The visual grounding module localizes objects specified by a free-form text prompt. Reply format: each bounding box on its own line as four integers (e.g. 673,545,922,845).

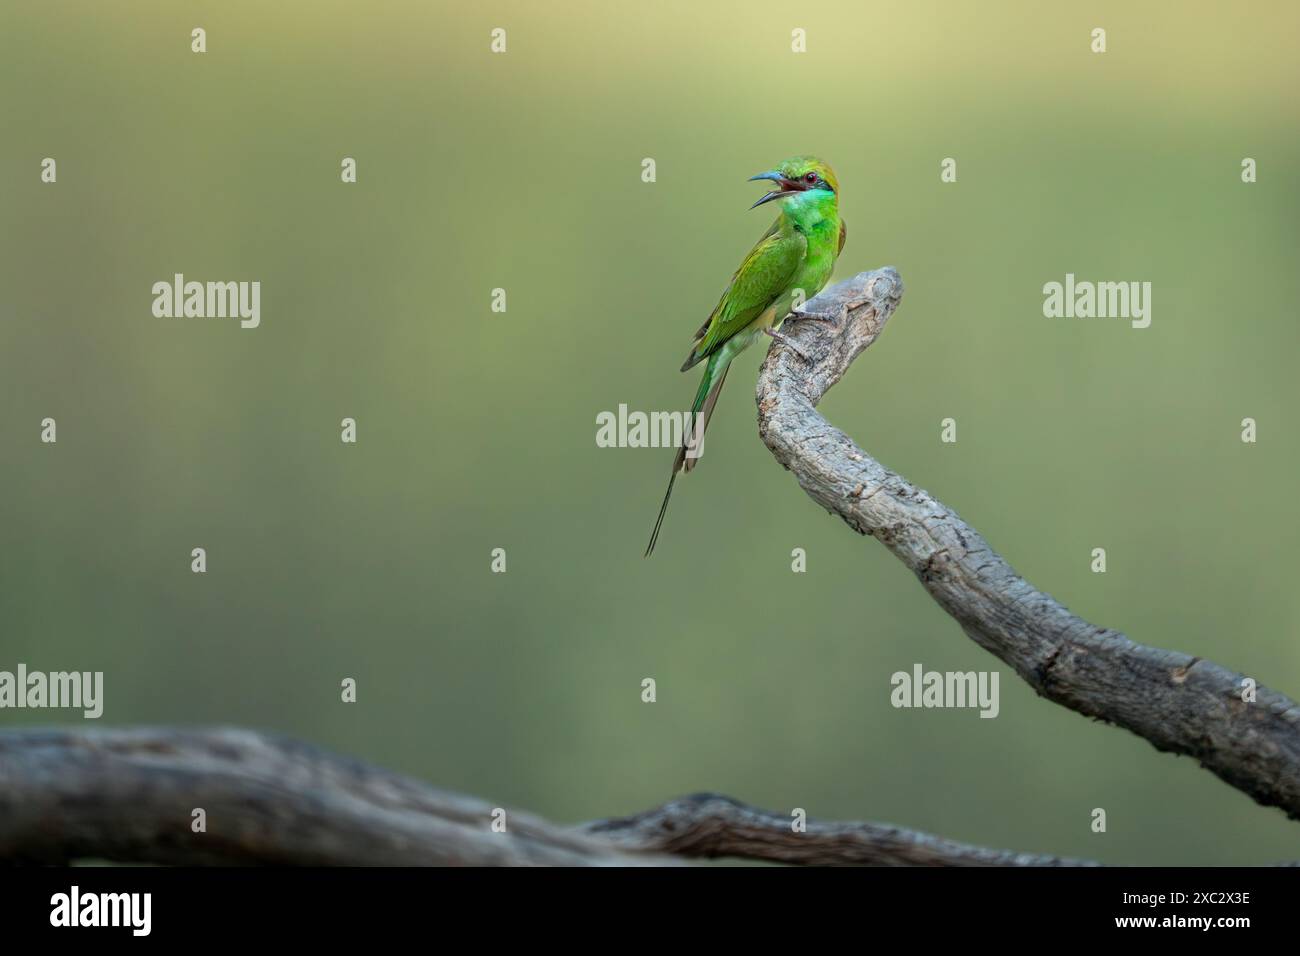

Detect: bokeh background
2,1,1298,865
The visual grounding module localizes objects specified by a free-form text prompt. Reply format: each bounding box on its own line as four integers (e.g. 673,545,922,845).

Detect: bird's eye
805,173,817,183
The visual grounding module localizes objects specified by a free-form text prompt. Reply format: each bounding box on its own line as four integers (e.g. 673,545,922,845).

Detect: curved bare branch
755,267,1300,820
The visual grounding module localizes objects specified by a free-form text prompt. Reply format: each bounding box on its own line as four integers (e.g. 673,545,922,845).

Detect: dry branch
0,727,647,866
581,792,1095,866
0,727,1093,866
756,267,1300,819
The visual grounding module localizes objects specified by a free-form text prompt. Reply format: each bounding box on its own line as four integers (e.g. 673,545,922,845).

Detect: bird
645,155,846,556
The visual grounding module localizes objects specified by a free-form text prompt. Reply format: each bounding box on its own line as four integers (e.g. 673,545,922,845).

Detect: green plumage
681,221,804,371
646,156,846,556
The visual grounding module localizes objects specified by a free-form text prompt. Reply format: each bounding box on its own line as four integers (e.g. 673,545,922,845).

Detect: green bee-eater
645,155,846,556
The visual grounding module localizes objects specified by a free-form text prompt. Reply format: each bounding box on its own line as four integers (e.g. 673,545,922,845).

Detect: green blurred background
2,1,1298,864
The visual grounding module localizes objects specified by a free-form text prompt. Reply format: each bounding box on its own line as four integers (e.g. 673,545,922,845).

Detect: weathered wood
756,267,1300,820
582,792,1096,866
0,727,1096,866
0,727,653,866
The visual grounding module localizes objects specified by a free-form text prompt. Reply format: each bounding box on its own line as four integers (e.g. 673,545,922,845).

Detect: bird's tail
644,355,730,556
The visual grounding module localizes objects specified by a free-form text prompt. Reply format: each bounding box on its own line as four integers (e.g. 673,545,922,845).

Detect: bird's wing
838,218,848,256
681,225,806,370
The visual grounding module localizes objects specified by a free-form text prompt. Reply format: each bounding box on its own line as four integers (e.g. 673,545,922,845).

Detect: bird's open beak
748,170,800,209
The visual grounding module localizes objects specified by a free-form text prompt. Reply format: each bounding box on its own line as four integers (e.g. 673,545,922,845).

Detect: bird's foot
764,327,812,362
790,303,843,326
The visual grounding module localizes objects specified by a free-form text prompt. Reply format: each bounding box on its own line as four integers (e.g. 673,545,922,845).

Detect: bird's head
748,156,839,209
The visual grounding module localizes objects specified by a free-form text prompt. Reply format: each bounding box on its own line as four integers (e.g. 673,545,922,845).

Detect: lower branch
581,792,1095,866
0,727,648,866
0,727,1094,866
